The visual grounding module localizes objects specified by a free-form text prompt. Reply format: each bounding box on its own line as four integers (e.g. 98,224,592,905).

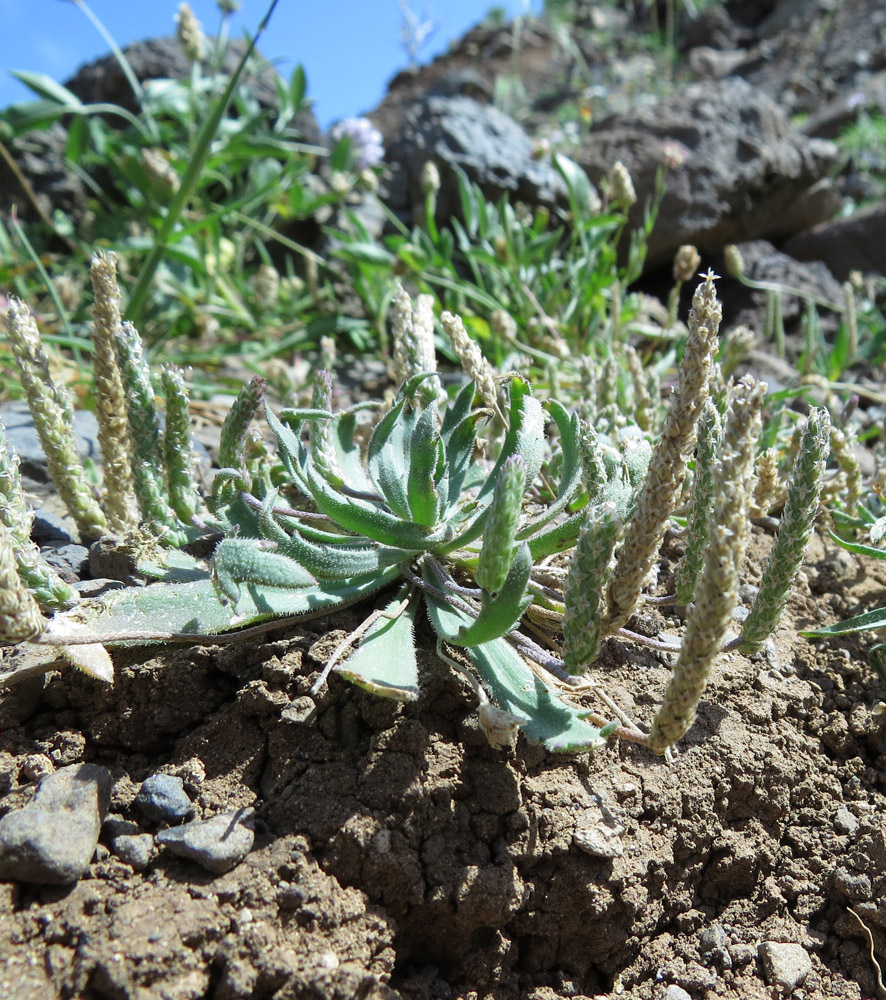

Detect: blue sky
0,0,542,130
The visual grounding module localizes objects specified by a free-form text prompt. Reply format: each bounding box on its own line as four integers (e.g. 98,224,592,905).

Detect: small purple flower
330,117,384,170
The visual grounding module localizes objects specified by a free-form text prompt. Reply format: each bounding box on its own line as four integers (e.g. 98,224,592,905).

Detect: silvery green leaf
335,591,419,700
367,396,415,518
425,595,607,752
302,456,438,550
442,410,483,511
526,510,584,560
53,568,401,643
476,455,526,593
331,410,374,492
439,379,476,445
517,400,582,541
212,538,317,604
431,542,532,647
478,377,545,504
407,403,443,527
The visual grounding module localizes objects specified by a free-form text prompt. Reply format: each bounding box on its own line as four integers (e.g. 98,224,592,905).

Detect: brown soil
2,527,886,1000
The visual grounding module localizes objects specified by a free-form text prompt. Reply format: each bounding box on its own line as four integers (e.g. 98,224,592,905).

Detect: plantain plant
0,261,834,754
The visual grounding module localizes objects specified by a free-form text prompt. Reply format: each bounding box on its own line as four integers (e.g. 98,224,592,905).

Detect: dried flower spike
605,271,722,634
175,3,205,62
89,250,139,532
673,245,701,284
740,408,830,653
649,375,765,753
440,310,501,418
4,299,108,541
391,285,441,403
609,161,637,209
0,523,46,642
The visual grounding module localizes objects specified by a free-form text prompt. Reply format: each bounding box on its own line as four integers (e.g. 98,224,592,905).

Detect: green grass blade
124,0,281,323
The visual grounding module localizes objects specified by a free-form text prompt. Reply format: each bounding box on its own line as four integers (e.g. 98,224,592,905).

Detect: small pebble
75,579,126,599
661,987,692,1000
833,805,859,836
31,509,76,544
0,763,111,884
157,808,254,873
111,833,155,871
135,774,193,823
833,867,871,901
103,815,141,839
0,402,100,481
759,941,813,991
699,923,727,954
42,544,90,578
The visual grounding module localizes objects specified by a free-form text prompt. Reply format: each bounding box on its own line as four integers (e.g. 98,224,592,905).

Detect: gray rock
63,36,320,144
731,239,845,318
111,833,155,871
576,77,838,269
102,814,141,839
383,95,568,228
759,941,813,991
783,203,886,280
42,544,90,579
0,124,89,226
833,867,872,901
135,774,193,824
833,806,860,836
30,509,77,544
661,987,692,1000
74,578,127,599
699,922,728,954
0,402,101,483
157,808,254,874
0,763,111,884
573,812,625,859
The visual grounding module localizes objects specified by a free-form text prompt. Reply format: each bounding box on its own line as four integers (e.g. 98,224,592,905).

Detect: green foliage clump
0,268,835,755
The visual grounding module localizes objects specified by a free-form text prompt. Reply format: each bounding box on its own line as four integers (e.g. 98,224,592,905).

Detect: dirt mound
2,530,886,999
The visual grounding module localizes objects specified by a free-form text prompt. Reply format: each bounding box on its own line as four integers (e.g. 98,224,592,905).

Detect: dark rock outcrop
576,78,839,269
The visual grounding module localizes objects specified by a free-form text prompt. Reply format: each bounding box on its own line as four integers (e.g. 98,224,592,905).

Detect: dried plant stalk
0,523,46,642
674,399,722,605
89,251,139,531
740,408,830,653
648,375,765,753
4,299,107,541
562,501,622,674
391,285,441,403
605,271,722,634
749,448,780,518
440,310,500,418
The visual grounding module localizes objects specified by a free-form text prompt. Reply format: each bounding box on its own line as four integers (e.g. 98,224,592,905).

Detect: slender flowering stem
4,299,107,541
605,271,722,633
739,408,830,653
648,375,765,754
89,250,139,531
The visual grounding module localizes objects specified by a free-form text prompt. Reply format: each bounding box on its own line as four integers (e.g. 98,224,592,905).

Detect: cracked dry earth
2,527,886,1000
